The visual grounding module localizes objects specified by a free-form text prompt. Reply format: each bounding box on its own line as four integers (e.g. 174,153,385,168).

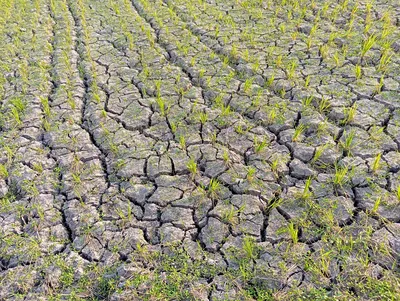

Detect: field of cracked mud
0,0,399,300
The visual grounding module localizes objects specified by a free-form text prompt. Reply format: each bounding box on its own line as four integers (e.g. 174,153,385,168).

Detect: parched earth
0,0,400,300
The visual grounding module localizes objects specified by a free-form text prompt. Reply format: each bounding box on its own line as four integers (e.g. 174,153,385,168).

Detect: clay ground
0,0,399,300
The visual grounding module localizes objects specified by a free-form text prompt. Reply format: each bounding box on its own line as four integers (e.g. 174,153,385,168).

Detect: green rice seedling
361,34,377,58
342,103,357,125
375,76,384,94
270,157,280,177
279,23,286,33
199,112,207,124
355,64,362,79
169,121,177,134
198,68,206,79
32,162,43,174
310,23,318,36
93,93,101,104
378,51,393,72
210,130,217,145
0,164,8,178
333,164,349,187
301,177,313,200
286,61,297,80
333,51,341,67
225,71,236,84
371,153,382,173
396,186,400,202
318,97,331,113
312,144,328,164
67,90,76,110
251,89,263,107
246,166,257,182
10,107,22,125
156,97,166,116
208,178,221,199
187,158,197,179
213,93,224,108
302,96,314,109
371,196,381,214
220,105,231,117
275,55,283,68
254,136,268,153
222,150,230,166
222,205,237,225
319,44,329,59
306,37,313,50
304,75,311,88
317,120,328,137
252,60,260,73
10,97,26,112
268,108,277,124
222,56,229,68
292,123,307,142
235,124,244,134
155,80,162,98
243,78,253,94
179,135,186,150
42,119,51,131
40,97,51,117
266,74,275,87
243,236,258,260
340,129,356,155
287,222,298,244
